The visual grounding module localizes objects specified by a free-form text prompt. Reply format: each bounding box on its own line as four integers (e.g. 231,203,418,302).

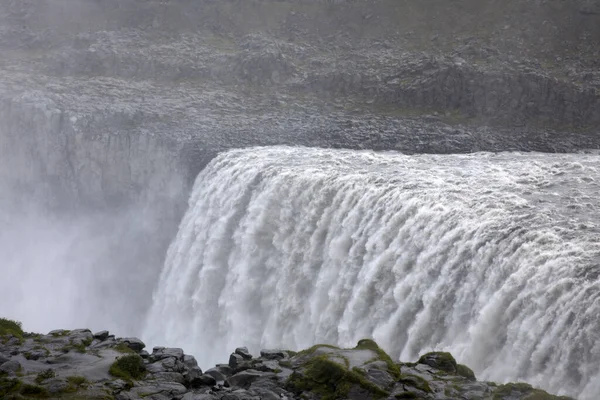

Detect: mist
0,1,599,399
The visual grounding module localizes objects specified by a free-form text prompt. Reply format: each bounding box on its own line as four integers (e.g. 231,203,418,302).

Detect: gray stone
105,379,130,391
235,347,252,360
229,353,244,369
215,364,233,376
183,354,199,369
93,330,109,341
190,373,217,388
151,372,186,384
363,367,395,390
43,378,69,394
119,337,146,352
259,349,286,360
0,360,21,374
152,347,184,361
204,367,227,382
183,366,203,384
226,369,272,389
182,393,218,400
48,329,68,336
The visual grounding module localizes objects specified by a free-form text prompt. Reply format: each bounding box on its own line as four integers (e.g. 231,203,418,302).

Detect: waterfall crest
144,146,600,399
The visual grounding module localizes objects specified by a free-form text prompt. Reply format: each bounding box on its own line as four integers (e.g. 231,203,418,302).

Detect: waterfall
144,146,600,399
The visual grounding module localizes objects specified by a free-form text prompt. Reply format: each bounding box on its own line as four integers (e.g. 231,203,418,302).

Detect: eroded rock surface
0,327,574,400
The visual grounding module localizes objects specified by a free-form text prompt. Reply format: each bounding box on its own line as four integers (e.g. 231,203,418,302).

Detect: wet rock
93,330,109,341
0,359,21,374
204,367,227,382
226,369,272,389
152,347,184,361
43,378,69,394
235,346,252,360
183,354,199,369
182,393,218,400
229,353,244,369
189,373,217,388
259,349,286,360
151,371,186,384
417,351,457,374
119,337,146,352
183,366,203,385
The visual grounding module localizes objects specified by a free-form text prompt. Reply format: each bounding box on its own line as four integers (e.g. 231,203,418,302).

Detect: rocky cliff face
0,320,574,400
2,1,599,203
0,0,598,371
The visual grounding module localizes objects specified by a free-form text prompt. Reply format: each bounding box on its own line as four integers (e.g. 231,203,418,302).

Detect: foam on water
144,146,600,399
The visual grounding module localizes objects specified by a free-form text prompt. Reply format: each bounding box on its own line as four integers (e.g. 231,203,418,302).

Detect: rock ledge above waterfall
0,319,573,400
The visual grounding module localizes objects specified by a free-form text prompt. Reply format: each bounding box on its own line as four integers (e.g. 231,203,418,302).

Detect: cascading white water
144,146,600,399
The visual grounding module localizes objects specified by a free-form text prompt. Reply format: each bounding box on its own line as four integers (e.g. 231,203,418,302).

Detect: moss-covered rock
286,354,389,400
493,382,574,400
109,354,146,382
456,363,476,381
0,318,24,340
417,351,457,374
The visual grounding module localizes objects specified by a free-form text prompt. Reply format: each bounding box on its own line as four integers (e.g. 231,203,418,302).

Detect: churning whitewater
144,146,600,399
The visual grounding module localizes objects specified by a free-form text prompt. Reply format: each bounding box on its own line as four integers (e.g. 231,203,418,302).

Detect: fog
0,187,175,336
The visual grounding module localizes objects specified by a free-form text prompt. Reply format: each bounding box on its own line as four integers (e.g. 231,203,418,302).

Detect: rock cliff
0,319,574,400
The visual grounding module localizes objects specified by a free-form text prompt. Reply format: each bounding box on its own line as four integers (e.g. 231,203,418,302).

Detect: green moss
109,354,146,382
286,350,298,357
21,383,49,398
35,369,56,384
114,343,136,354
398,374,432,393
295,344,340,358
417,352,457,374
0,378,22,397
279,360,293,368
493,383,574,400
355,339,401,379
64,375,89,393
0,318,24,339
456,363,476,381
287,354,389,400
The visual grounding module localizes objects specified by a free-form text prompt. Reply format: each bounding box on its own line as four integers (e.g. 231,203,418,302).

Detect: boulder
226,369,272,389
93,330,109,341
183,354,199,369
152,347,184,361
151,371,186,384
119,337,146,352
417,352,457,374
183,366,203,385
229,353,244,369
259,349,286,360
235,346,252,360
43,378,69,394
0,359,21,374
190,374,217,387
204,367,227,382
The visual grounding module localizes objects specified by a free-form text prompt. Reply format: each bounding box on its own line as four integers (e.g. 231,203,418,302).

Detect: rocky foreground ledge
1,319,572,400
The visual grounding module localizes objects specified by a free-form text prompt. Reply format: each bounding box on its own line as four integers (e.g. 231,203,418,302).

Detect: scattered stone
0,359,21,374
259,349,286,360
418,351,457,374
226,369,270,389
93,330,109,341
235,346,252,360
183,354,199,369
204,367,227,382
118,337,146,352
229,353,244,369
152,347,184,361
